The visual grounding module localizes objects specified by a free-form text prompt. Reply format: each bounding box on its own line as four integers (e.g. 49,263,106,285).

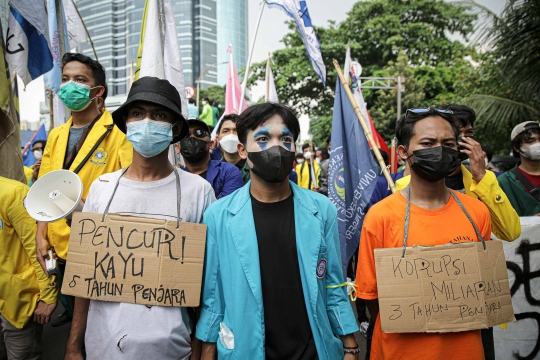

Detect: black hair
217,114,239,134
317,147,329,160
327,134,331,146
302,143,310,152
203,97,210,102
511,127,540,158
62,53,107,101
32,140,46,150
371,149,389,166
188,98,195,104
481,145,494,162
295,153,304,160
438,104,476,129
236,103,300,145
395,108,460,148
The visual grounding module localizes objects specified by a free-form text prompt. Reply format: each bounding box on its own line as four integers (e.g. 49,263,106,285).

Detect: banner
328,76,379,276
494,217,540,359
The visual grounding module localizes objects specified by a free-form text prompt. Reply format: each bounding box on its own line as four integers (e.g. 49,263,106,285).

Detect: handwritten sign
61,212,206,307
375,240,515,333
494,218,540,359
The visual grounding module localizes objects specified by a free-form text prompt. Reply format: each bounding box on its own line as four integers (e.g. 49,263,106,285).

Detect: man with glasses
498,121,540,216
389,105,520,360
180,118,244,198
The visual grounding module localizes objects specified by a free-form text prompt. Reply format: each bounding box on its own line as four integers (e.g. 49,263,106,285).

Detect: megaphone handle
100,167,182,228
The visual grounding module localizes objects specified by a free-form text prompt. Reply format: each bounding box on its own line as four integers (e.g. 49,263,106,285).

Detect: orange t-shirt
357,190,492,360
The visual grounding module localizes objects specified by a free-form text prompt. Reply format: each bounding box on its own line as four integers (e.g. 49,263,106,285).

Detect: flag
267,0,326,86
225,45,246,115
5,1,53,87
44,0,69,94
211,45,246,139
63,0,87,51
0,18,24,182
344,43,373,135
328,76,380,277
136,0,187,118
22,124,47,166
265,56,279,103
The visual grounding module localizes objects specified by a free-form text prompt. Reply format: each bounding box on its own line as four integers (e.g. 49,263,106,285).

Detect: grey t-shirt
67,125,89,154
82,169,216,360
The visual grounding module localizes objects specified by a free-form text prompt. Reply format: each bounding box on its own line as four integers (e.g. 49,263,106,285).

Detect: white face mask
219,134,240,154
297,159,304,164
304,151,312,160
484,158,489,167
202,101,207,105
315,158,321,164
33,150,43,160
521,142,540,160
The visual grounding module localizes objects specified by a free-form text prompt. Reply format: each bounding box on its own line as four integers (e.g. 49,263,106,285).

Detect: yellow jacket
0,177,58,328
395,164,521,241
38,110,132,259
23,166,33,185
295,161,321,190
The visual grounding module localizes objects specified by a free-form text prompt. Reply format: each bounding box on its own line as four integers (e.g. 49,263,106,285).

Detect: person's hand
36,231,51,277
32,160,41,182
313,186,320,192
534,213,540,216
459,137,486,183
33,301,57,324
344,352,360,360
64,348,84,360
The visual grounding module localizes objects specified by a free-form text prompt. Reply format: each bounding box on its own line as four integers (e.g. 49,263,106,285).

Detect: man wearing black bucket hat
65,77,216,360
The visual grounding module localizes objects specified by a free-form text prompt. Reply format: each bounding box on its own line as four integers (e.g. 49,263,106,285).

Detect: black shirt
198,170,208,180
445,171,465,192
251,194,318,360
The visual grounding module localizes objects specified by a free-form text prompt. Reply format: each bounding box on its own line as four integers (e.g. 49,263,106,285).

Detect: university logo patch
90,147,108,166
316,258,327,279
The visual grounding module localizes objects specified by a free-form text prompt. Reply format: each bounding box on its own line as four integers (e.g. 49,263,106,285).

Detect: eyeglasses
188,129,209,138
406,107,454,116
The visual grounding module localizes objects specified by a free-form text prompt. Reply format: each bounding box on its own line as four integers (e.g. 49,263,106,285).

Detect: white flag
139,0,187,118
344,43,373,135
265,58,279,103
63,0,86,51
267,0,326,86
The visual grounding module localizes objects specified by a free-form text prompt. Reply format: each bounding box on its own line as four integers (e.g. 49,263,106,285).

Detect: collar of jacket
55,109,113,171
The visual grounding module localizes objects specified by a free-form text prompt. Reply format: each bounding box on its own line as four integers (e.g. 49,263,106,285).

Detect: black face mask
180,137,209,163
247,145,295,183
408,146,461,182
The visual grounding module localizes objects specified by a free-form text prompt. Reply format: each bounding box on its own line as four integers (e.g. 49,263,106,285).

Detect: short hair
295,153,304,160
32,140,46,150
317,147,329,160
511,128,540,158
62,53,107,101
438,104,476,129
188,98,195,104
236,103,300,145
203,97,210,102
217,114,239,134
481,145,494,162
395,108,459,148
302,143,310,152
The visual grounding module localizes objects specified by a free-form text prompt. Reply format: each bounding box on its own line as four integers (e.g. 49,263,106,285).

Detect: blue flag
44,0,69,93
22,124,47,167
328,77,380,277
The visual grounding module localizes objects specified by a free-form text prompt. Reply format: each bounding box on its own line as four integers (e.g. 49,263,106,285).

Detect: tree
248,0,477,121
199,85,225,112
460,0,540,153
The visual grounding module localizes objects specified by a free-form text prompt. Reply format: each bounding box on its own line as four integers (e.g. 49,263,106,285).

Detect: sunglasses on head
189,129,209,138
405,107,453,117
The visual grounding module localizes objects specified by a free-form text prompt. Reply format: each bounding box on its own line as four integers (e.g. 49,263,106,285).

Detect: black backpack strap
510,167,540,203
73,125,114,174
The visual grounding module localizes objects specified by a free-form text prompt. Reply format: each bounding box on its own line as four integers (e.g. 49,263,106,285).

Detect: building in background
216,0,247,86
74,0,247,96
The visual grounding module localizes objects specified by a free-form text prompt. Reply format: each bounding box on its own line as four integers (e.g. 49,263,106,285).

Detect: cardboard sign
61,212,207,307
375,240,515,333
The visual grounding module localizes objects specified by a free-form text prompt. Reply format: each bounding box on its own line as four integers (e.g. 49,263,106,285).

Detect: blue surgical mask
126,119,175,158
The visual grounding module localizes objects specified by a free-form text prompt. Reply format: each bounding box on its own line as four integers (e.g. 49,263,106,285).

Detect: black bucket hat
112,76,189,142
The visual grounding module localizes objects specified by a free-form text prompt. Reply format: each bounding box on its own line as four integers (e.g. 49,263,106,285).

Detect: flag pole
265,52,270,102
69,0,99,61
238,0,265,111
308,138,318,187
333,59,396,193
390,138,396,174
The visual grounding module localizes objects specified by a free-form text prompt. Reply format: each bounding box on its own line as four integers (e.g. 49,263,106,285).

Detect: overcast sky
20,0,505,124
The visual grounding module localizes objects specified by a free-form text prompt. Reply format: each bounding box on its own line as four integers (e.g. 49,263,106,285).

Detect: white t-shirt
82,168,215,360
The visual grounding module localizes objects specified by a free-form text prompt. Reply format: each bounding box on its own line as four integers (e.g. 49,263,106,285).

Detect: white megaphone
25,170,84,222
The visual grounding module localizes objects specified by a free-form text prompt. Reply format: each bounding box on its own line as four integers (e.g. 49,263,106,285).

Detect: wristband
343,347,361,354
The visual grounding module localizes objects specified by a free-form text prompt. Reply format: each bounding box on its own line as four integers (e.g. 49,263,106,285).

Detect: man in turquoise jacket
196,103,359,360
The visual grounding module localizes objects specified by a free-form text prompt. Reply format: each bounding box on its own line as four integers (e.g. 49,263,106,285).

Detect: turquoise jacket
195,182,358,359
